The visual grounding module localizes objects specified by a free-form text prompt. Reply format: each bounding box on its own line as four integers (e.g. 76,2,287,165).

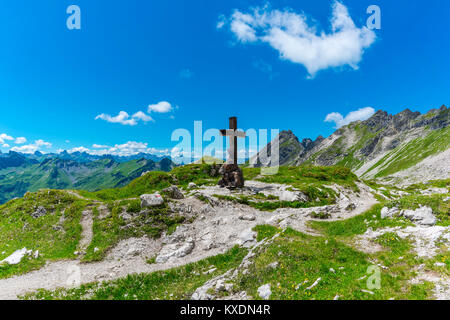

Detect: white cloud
148,101,173,113
95,109,160,125
14,137,27,144
11,144,39,154
220,1,376,77
217,15,226,29
92,144,110,149
35,139,52,148
10,139,52,154
132,111,154,122
95,111,138,126
69,141,170,157
0,133,13,144
2,144,10,148
325,107,375,128
69,146,90,153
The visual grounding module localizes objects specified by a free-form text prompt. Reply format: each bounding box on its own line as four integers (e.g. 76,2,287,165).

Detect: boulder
162,185,184,199
257,284,272,300
140,193,164,208
400,206,436,226
32,206,47,219
0,248,32,265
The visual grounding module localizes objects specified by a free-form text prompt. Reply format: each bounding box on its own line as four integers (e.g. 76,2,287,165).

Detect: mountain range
0,152,175,204
251,105,449,182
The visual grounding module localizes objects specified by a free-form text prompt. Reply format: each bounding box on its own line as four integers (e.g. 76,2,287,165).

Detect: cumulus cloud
14,137,27,144
95,111,138,126
35,139,52,148
68,141,170,157
10,144,39,154
10,139,52,154
92,144,110,149
96,102,174,126
219,1,376,77
0,133,13,144
68,146,90,153
132,111,154,122
325,107,375,128
2,144,10,148
148,101,173,114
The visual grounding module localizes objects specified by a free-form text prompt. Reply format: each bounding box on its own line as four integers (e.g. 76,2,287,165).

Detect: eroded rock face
218,164,244,189
140,193,164,208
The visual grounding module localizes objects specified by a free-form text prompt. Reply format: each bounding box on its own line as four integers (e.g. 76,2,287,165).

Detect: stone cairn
218,163,244,189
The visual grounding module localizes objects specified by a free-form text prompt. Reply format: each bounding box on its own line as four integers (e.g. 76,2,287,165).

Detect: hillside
250,105,449,182
0,162,448,300
0,154,175,204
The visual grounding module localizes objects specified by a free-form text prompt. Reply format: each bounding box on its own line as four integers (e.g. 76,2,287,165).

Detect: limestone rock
257,284,272,300
162,185,184,199
0,248,32,265
156,238,195,263
140,193,164,208
400,206,436,226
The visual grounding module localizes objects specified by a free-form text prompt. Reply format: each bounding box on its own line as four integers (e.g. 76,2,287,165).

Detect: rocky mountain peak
362,110,392,132
252,105,449,176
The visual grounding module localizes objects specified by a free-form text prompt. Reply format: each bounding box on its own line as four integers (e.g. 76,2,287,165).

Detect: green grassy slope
0,158,174,204
362,126,450,178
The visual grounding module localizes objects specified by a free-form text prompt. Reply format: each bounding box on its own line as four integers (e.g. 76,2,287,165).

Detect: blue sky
0,0,449,159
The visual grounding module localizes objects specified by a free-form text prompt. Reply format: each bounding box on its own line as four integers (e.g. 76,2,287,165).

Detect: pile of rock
218,164,244,189
31,206,47,219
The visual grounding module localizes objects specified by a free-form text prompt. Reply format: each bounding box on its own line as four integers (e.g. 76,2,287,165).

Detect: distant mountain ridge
0,153,175,204
251,105,449,182
0,150,171,164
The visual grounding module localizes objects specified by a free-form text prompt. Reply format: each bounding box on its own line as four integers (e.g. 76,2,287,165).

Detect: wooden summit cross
220,117,246,165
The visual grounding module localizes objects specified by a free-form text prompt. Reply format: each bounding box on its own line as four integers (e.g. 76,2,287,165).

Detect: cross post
220,117,246,165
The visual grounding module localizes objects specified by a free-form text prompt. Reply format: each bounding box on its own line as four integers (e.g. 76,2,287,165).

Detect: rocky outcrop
140,193,164,208
162,185,184,199
250,105,449,180
249,130,324,167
